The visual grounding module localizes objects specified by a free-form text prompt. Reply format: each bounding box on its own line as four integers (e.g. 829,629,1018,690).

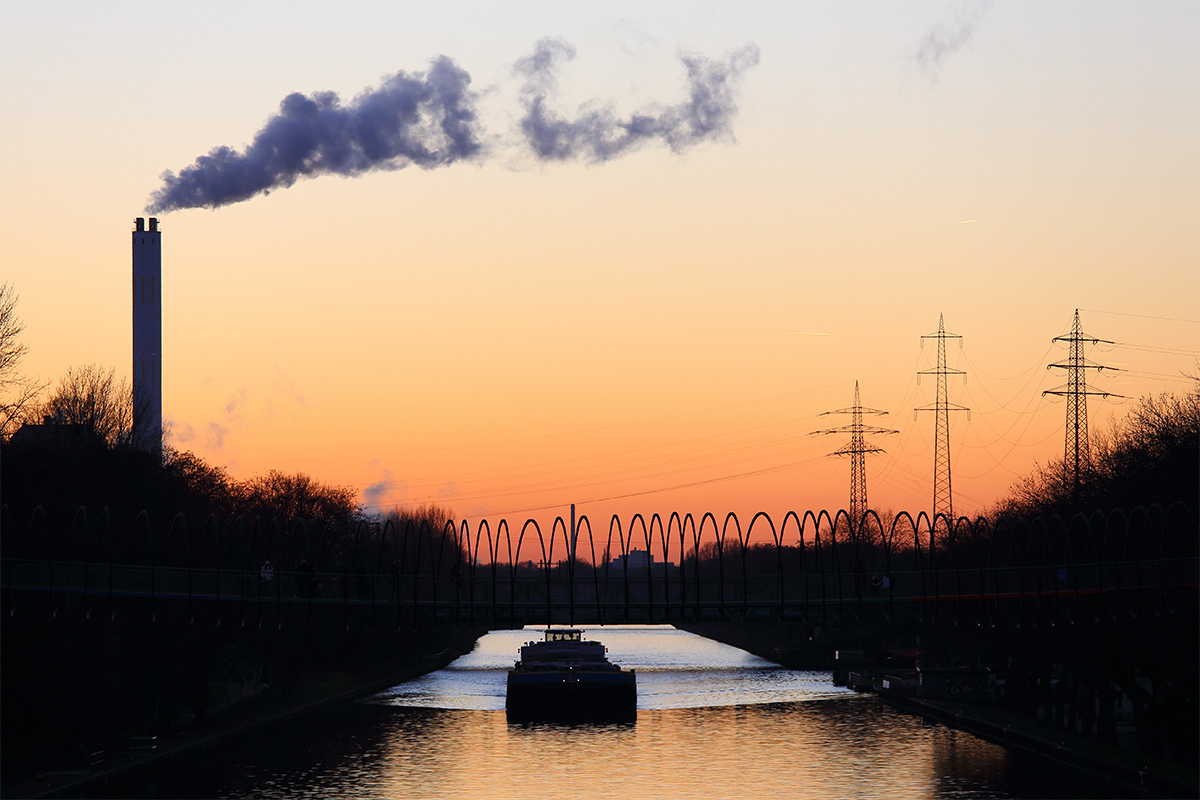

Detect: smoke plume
913,0,992,81
516,38,760,162
146,40,759,213
146,56,481,213
361,469,399,510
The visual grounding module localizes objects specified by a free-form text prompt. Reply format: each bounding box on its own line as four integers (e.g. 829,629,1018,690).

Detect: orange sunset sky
2,1,1197,538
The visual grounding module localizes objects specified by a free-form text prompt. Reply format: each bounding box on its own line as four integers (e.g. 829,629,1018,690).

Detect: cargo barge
505,628,636,723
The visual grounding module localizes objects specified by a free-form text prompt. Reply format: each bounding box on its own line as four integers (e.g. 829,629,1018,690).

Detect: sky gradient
2,1,1197,536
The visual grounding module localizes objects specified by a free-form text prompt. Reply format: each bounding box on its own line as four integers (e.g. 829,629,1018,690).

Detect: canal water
107,626,1126,799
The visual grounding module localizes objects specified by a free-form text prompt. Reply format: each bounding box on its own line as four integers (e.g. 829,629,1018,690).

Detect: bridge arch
667,512,688,622
693,512,719,620
1164,501,1197,615
22,505,49,562
798,510,826,621
779,511,808,620
513,518,539,621
625,514,652,622
1062,512,1091,626
747,511,783,619
572,514,601,624
493,518,519,625
1144,504,1168,618
544,512,571,624
1124,506,1150,619
1008,516,1032,628
189,514,220,624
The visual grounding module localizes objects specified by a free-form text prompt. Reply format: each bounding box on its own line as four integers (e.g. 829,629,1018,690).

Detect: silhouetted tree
993,381,1199,519
236,469,360,522
379,505,462,572
0,283,46,441
161,447,239,519
36,364,151,449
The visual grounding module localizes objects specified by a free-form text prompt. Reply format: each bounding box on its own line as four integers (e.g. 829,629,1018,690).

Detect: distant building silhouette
610,548,680,571
609,548,653,572
9,415,103,453
605,549,679,581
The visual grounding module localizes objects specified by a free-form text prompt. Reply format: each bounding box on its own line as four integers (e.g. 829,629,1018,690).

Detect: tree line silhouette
990,382,1199,521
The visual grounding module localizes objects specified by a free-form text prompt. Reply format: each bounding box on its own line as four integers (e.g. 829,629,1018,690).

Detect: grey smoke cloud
146,56,481,213
146,39,759,213
913,1,992,81
516,38,761,162
206,421,229,450
361,472,393,509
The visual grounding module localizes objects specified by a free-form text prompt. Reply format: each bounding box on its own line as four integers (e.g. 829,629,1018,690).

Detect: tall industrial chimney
132,216,162,453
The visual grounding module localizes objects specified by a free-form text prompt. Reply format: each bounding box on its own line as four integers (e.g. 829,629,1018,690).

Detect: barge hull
505,672,636,723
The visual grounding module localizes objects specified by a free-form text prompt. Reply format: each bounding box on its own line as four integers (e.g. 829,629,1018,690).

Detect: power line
959,341,1056,383
1111,369,1198,384
478,454,833,518
372,414,825,494
1077,308,1199,325
235,379,854,467
1111,342,1200,357
872,349,926,491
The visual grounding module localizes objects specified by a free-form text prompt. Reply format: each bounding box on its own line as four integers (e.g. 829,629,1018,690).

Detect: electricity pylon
1043,309,1120,501
812,381,897,531
915,314,970,521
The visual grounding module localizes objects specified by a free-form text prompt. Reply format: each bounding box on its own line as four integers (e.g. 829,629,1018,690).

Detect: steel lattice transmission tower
1043,309,1120,500
813,381,897,531
915,314,970,521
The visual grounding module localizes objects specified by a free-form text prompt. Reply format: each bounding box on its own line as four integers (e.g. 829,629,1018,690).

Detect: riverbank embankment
879,692,1198,799
680,621,1199,800
12,626,486,800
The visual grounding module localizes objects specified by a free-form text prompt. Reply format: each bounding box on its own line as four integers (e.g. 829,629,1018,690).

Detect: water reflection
136,704,1035,800
371,624,855,711
101,627,1126,799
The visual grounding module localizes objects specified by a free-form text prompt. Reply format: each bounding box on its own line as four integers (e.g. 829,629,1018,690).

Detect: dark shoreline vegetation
987,384,1199,522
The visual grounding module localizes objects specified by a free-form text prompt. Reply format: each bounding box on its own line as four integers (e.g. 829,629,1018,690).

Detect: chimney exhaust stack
132,217,162,454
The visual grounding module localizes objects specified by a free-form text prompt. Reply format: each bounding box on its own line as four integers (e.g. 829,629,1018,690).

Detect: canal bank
680,621,1199,800
878,692,1198,800
13,626,486,800
45,625,1126,800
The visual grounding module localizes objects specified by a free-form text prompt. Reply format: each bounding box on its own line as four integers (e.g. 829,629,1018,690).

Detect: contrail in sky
146,39,760,213
912,0,993,81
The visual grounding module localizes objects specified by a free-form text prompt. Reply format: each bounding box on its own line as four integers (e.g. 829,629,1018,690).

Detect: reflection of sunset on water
97,627,1130,799
360,628,1098,799
368,701,1024,799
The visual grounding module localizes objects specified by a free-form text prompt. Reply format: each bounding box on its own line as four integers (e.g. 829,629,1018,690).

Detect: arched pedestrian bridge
4,504,1195,630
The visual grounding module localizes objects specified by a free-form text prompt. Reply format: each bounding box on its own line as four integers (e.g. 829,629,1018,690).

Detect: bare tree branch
0,284,48,440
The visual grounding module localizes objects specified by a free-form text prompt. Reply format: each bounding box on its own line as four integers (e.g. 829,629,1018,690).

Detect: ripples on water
114,626,1126,800
372,624,854,711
